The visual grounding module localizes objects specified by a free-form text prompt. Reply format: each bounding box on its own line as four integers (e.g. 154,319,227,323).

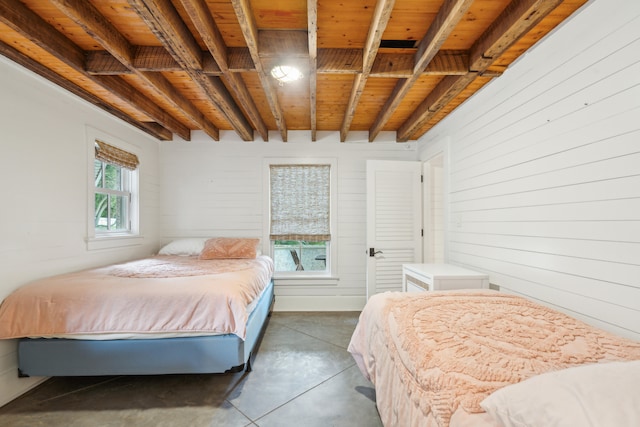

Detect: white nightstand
402,264,489,292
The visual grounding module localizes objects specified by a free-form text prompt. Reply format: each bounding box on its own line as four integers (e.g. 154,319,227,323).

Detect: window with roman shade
93,140,139,234
269,163,332,274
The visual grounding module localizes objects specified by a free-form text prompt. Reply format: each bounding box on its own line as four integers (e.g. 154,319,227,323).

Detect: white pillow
480,360,640,427
158,238,207,256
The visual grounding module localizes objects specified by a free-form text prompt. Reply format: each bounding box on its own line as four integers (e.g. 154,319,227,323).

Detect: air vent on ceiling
379,40,417,49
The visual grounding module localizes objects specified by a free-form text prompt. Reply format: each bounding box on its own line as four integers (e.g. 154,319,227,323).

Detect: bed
0,237,275,377
348,290,640,427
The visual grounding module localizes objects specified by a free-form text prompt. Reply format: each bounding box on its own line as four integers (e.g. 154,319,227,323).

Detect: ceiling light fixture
270,65,303,85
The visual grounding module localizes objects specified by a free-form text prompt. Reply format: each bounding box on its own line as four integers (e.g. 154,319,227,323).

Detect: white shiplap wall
419,0,640,340
159,131,416,310
0,57,161,406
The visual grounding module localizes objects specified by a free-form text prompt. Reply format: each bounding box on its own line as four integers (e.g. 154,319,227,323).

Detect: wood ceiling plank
0,0,191,140
0,39,172,140
231,0,288,141
178,0,268,141
339,0,395,142
130,0,255,140
368,0,474,142
51,0,219,140
308,0,318,141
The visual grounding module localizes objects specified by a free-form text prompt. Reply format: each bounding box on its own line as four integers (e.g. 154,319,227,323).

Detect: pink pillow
199,238,260,259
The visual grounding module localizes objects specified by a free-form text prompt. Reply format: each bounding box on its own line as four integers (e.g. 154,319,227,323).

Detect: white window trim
86,126,142,250
263,157,338,281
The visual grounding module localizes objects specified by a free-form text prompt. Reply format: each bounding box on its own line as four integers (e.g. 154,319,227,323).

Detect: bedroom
0,0,639,424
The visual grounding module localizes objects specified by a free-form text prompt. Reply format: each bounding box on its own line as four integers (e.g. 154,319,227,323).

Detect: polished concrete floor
0,312,383,427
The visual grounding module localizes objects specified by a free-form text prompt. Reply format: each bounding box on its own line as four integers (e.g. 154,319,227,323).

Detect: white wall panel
159,135,416,308
419,0,640,340
0,57,161,406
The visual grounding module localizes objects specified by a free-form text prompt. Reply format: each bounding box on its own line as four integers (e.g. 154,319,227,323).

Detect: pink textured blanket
0,255,273,340
349,290,640,427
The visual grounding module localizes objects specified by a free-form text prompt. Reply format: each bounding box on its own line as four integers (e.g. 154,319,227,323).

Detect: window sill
86,234,144,251
273,275,339,286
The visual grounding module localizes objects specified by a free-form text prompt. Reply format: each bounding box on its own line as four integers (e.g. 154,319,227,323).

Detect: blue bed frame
17,280,274,377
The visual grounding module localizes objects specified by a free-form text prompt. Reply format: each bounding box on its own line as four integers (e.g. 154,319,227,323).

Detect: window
94,155,131,233
87,128,141,249
266,160,336,276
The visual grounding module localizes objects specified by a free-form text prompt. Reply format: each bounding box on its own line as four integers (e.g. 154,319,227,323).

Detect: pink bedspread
348,290,640,427
0,255,273,340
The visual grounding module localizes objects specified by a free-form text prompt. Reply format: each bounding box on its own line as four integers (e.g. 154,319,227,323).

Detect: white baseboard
273,295,366,311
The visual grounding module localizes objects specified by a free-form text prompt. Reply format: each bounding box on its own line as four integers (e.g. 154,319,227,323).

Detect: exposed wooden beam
317,49,363,74
178,0,269,141
368,0,474,142
0,0,191,141
340,0,396,142
228,48,255,72
51,0,220,141
370,50,470,77
86,49,222,75
397,73,477,141
258,30,309,58
231,0,288,141
87,46,473,79
129,0,255,141
0,40,172,141
470,0,564,71
397,0,564,141
308,0,318,141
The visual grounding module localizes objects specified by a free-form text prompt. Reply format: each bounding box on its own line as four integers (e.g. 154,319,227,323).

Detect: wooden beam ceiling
0,0,587,143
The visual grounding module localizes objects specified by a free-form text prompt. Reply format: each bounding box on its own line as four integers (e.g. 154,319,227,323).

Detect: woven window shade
270,164,330,242
95,140,139,170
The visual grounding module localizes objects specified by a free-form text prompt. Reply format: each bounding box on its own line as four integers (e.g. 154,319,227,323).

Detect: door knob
369,248,383,257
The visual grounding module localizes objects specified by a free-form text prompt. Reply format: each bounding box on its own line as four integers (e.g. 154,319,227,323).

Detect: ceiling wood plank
0,40,172,141
397,0,565,141
51,0,219,141
339,0,396,142
129,0,255,141
0,0,191,140
178,0,269,141
368,0,474,142
231,0,288,141
308,0,318,141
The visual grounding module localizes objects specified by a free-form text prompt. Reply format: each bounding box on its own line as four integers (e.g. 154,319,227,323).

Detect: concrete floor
0,312,383,427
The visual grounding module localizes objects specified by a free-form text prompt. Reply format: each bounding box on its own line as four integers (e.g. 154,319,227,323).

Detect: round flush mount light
270,65,303,85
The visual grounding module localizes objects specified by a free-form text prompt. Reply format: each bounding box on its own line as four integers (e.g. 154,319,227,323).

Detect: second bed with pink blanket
348,290,640,427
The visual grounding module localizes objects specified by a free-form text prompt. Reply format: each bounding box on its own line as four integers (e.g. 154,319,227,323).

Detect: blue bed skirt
17,280,274,377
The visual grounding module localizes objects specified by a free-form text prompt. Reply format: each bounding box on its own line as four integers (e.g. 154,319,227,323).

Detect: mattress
348,290,640,427
0,255,274,340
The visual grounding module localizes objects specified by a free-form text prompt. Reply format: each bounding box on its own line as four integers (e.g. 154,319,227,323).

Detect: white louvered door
366,160,422,299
